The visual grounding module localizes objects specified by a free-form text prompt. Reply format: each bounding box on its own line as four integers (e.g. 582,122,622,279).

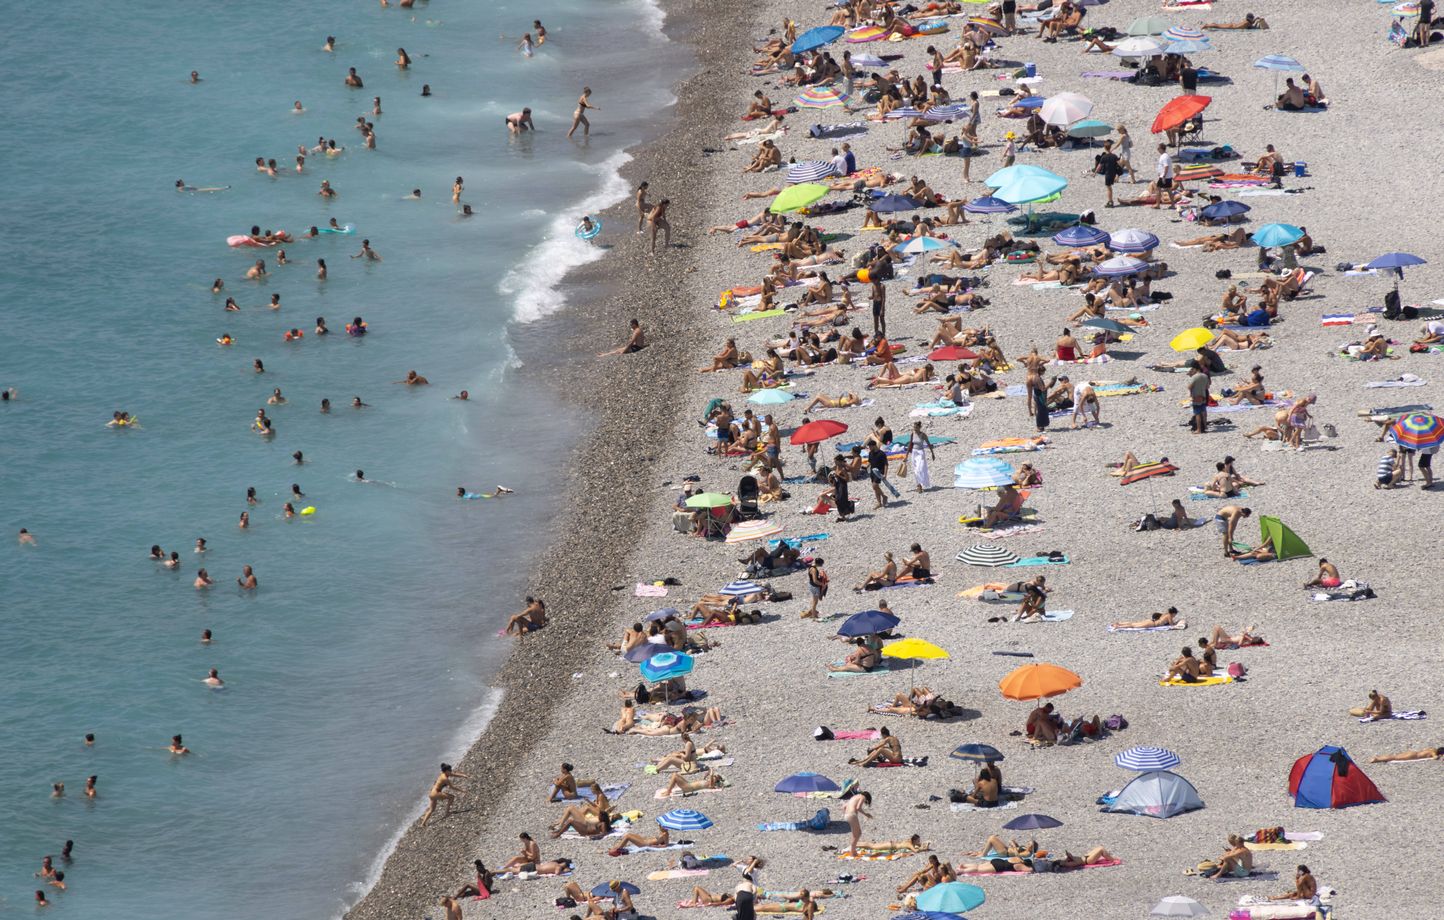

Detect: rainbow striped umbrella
725,518,783,544
797,86,851,109
1389,413,1444,453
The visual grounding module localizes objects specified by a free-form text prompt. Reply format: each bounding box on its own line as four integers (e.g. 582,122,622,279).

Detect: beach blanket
551,782,630,804
1360,711,1426,722
1082,70,1137,80
1160,675,1234,687
1245,841,1308,852
1120,463,1178,484
649,869,710,880
733,308,788,323
1050,354,1112,366
979,523,1046,540
643,758,732,774
1095,382,1163,397
1365,375,1427,388
768,533,830,549
949,800,1021,813
821,729,881,741
495,869,573,881
1108,621,1186,633
1007,555,1069,567
759,808,830,832
613,842,695,855
972,437,1049,455
635,583,669,597
1025,609,1074,623
957,857,1122,876
909,400,975,419
1189,488,1247,500
827,659,914,678
1206,400,1287,414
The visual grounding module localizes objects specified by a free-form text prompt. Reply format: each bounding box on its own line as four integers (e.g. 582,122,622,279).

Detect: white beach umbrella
1039,92,1094,127
1112,36,1167,58
1151,895,1207,917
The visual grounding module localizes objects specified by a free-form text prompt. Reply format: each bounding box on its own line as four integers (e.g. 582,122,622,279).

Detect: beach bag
814,726,835,741
1227,662,1247,679
1104,713,1127,731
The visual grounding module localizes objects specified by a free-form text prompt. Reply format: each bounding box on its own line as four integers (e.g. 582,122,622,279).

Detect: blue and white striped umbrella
1115,745,1182,771
720,579,763,596
1163,26,1206,41
1094,255,1149,277
786,160,837,184
657,809,714,831
1054,224,1110,247
924,102,969,121
850,52,887,68
963,195,1018,215
1254,54,1304,72
954,457,1016,489
1165,39,1213,55
883,106,924,121
1109,228,1160,254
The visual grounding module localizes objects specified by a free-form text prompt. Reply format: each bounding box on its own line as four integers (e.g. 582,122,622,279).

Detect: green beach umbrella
770,183,830,214
685,492,733,509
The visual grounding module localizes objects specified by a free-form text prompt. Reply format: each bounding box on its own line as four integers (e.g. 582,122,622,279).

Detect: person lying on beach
613,825,671,852
1208,624,1262,649
550,809,613,840
856,834,930,856
1166,646,1204,682
849,726,902,765
551,787,610,836
1244,424,1281,440
867,362,936,389
659,771,728,798
683,886,736,908
1350,690,1393,720
632,707,726,736
1112,608,1184,630
1178,227,1247,252
958,855,1033,874
1233,536,1276,562
800,393,860,415
1203,13,1269,29
1371,746,1444,763
1017,262,1084,285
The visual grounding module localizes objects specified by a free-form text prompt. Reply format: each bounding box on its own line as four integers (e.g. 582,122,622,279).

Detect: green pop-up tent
1259,515,1312,561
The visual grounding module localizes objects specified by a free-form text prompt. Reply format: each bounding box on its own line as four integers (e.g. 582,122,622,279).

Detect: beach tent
1104,770,1203,818
1258,515,1312,561
1288,745,1385,809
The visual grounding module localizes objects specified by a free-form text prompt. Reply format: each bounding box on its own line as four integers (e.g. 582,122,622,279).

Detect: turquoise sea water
0,1,683,917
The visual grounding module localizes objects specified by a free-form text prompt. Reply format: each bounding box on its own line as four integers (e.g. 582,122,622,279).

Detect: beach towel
649,869,710,880
827,659,914,677
768,533,830,550
643,758,732,774
1095,382,1163,397
759,808,830,832
862,757,928,767
826,730,881,741
614,842,695,855
909,400,975,419
877,575,940,590
635,583,669,597
949,800,1021,813
1007,554,1069,567
1189,489,1247,500
655,785,728,799
1120,463,1178,484
733,308,788,323
1360,711,1426,722
551,782,630,804
1018,609,1073,623
1108,621,1186,633
1245,841,1309,851
1206,400,1286,414
495,869,573,881
1160,675,1234,687
1050,354,1112,366
979,523,1046,540
1365,375,1427,388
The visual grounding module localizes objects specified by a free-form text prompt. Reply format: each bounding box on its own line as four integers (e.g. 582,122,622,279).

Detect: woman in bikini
660,771,728,797
419,763,469,826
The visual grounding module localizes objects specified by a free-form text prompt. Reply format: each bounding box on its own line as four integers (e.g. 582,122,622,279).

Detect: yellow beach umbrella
1170,327,1214,352
881,638,950,660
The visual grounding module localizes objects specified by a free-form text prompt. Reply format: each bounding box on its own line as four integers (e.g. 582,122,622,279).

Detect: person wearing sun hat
1001,131,1016,168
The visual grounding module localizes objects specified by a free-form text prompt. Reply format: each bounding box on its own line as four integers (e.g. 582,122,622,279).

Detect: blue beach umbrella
884,106,925,121
1364,252,1427,271
1254,53,1305,71
963,195,1018,215
893,913,968,920
1115,745,1183,771
749,388,796,405
1251,223,1303,248
1094,255,1148,277
643,606,681,622
916,882,986,913
1015,95,1046,110
950,742,1005,762
657,809,714,831
624,642,673,663
953,456,1015,489
1200,200,1250,221
786,160,837,184
1165,39,1213,55
870,193,925,213
924,102,969,121
837,609,901,636
1003,813,1063,830
793,25,846,53
639,650,694,683
590,881,641,898
1053,224,1110,247
720,579,763,596
995,173,1067,205
775,772,840,793
1067,118,1113,139
1081,317,1131,335
1109,228,1161,253
985,163,1060,188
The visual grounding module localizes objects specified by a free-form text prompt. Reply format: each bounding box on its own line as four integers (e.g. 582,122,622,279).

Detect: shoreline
345,0,726,913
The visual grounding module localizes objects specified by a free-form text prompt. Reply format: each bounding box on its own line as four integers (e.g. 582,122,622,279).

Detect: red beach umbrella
1151,95,1211,134
789,419,849,445
929,345,980,361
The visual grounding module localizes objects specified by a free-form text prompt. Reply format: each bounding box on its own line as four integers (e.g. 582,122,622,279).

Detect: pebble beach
351,2,1444,919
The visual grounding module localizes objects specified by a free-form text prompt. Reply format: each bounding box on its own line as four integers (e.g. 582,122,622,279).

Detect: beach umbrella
1170,327,1214,352
1127,15,1173,35
1003,813,1063,830
1117,746,1183,771
1166,39,1214,55
1113,36,1167,57
895,236,953,254
643,607,682,623
624,642,674,663
1109,228,1160,253
883,106,925,121
1053,224,1109,247
769,183,829,214
792,25,845,53
656,809,713,831
1254,54,1305,95
775,772,840,794
1039,92,1094,127
953,457,1015,489
998,662,1082,700
850,52,887,68
1081,317,1130,335
881,638,949,661
789,418,848,445
590,881,642,899
950,742,1005,763
837,609,901,637
1163,26,1206,41
963,195,1017,215
1364,252,1427,291
956,543,1020,567
786,160,837,184
870,193,925,213
1152,896,1208,917
891,913,965,920
995,172,1068,205
796,85,851,109
685,491,733,509
720,579,763,596
1067,118,1113,139
924,102,970,121
929,345,980,361
915,882,986,913
748,388,795,405
1094,255,1148,277
725,518,783,544
639,650,694,683
1152,95,1211,135
969,16,1008,35
1251,223,1304,248
1014,95,1047,110
985,163,1060,188
1200,200,1250,221
1388,413,1444,453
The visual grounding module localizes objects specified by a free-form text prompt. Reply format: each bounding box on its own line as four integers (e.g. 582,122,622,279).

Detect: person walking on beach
419,763,468,827
635,181,650,233
648,199,671,253
804,558,828,619
567,87,597,138
843,790,872,857
906,421,935,492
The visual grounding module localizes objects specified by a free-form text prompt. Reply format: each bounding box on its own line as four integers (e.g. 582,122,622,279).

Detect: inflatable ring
575,217,603,240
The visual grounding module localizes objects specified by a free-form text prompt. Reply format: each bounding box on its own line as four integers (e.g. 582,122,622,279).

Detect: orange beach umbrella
1151,95,1211,134
999,663,1083,700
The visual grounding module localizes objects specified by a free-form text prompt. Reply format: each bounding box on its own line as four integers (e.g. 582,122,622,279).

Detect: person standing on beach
843,790,872,857
567,87,597,138
1096,140,1121,208
804,558,828,619
635,181,650,233
1154,143,1175,209
648,199,671,253
1188,364,1211,434
869,277,886,338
